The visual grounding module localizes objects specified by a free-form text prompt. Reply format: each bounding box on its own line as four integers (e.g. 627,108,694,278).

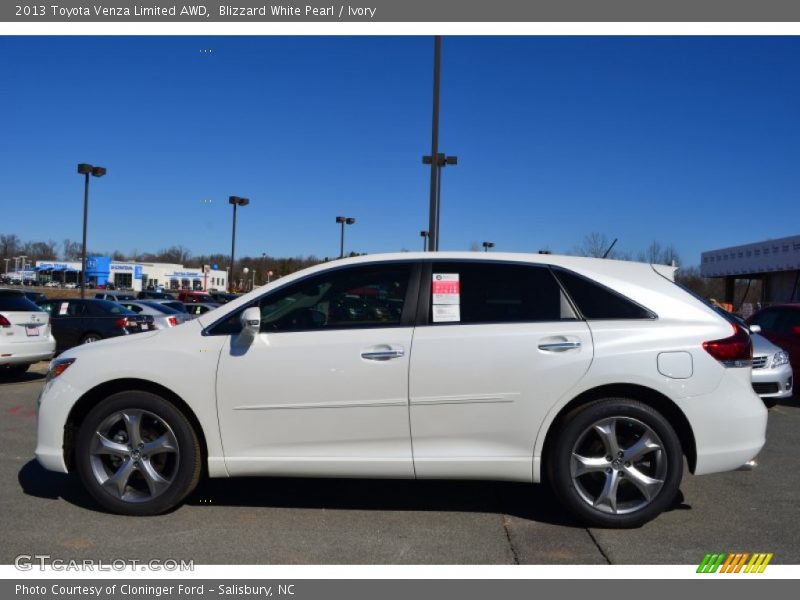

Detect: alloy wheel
89,409,180,503
570,416,667,515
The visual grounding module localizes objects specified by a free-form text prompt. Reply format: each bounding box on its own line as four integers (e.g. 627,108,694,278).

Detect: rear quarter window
554,268,656,320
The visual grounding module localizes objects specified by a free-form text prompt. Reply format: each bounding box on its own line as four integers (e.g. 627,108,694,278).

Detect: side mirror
748,324,761,334
240,307,261,334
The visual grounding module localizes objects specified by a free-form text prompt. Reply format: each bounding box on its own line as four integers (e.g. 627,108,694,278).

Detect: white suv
0,289,56,377
35,253,767,527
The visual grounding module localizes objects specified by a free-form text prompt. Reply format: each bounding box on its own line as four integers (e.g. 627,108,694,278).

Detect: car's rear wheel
548,398,683,528
80,333,103,344
75,391,202,515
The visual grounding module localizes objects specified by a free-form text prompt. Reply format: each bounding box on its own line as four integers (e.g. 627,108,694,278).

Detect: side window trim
203,260,421,336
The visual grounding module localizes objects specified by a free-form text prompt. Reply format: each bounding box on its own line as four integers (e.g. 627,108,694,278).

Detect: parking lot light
420,230,430,251
336,216,356,259
228,196,250,292
77,163,106,299
482,241,495,252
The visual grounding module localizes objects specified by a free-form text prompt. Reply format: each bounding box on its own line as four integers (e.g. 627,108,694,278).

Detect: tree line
2,231,757,304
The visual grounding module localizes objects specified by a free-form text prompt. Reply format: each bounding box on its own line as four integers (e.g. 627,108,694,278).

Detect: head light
46,357,76,382
771,351,789,369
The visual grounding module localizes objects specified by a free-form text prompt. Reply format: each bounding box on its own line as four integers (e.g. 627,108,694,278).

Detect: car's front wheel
548,398,683,528
75,391,202,515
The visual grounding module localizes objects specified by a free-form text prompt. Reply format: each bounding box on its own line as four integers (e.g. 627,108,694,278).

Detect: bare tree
574,232,617,258
62,239,82,261
638,241,681,266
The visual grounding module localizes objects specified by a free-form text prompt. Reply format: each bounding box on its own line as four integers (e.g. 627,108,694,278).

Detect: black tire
80,333,103,344
548,398,683,528
75,391,202,516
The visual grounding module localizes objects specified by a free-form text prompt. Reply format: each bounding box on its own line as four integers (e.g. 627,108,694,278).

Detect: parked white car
751,333,793,401
35,253,767,527
0,289,56,377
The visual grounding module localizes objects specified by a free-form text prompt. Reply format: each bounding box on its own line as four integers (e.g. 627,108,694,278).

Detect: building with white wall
34,257,228,292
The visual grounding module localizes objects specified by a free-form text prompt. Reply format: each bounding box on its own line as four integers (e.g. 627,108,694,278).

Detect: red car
176,290,216,304
746,304,800,373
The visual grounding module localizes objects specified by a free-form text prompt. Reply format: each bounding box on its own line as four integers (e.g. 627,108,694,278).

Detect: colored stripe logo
697,552,773,573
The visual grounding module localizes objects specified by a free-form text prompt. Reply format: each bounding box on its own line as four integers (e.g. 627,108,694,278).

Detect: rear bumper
0,337,56,365
676,368,768,476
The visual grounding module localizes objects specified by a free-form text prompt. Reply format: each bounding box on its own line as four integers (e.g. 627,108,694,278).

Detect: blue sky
1,36,798,265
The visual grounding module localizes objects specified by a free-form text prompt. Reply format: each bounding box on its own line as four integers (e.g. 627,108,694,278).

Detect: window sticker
432,304,461,323
432,273,460,305
59,302,69,315
432,273,460,322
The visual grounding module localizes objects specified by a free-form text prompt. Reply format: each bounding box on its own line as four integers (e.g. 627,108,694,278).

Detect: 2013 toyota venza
36,253,767,527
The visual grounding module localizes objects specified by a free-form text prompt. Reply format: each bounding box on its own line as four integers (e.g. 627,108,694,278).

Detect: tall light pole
228,196,249,292
423,36,457,251
420,230,429,251
482,241,495,252
77,163,106,298
335,216,356,258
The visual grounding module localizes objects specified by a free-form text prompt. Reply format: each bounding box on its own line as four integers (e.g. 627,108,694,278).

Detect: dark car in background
137,291,175,300
209,291,239,304
22,290,48,305
38,298,156,353
746,304,800,374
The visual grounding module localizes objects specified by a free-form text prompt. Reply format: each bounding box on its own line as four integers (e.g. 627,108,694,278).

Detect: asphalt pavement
1,362,798,565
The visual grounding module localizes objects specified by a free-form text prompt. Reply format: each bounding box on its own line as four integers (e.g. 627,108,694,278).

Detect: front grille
752,355,768,369
753,382,779,395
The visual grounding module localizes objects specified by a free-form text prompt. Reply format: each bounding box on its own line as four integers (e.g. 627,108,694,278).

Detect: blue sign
212,263,219,270
134,266,143,279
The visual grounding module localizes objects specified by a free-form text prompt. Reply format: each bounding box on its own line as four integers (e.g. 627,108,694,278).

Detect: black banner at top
4,0,800,22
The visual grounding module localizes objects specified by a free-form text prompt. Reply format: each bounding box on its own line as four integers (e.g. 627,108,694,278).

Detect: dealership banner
4,579,799,600
5,0,800,22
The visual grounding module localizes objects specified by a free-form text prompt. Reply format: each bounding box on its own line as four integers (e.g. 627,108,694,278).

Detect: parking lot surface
2,363,798,565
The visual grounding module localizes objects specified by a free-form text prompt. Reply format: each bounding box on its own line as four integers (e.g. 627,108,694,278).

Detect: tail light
115,318,128,329
703,323,752,367
168,316,178,327
0,315,10,328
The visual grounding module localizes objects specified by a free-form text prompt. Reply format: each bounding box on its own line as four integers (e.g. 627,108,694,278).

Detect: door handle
538,341,581,352
361,346,405,361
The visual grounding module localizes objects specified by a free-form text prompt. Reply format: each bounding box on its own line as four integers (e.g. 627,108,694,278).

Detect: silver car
751,329,793,401
118,300,191,329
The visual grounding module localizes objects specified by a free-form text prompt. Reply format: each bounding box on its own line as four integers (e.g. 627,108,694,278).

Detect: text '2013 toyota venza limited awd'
36,253,767,527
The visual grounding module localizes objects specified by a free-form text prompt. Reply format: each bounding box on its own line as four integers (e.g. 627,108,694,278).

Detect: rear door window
428,262,575,325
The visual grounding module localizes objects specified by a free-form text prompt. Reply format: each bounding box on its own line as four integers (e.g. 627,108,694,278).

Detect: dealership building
32,257,228,292
701,234,800,305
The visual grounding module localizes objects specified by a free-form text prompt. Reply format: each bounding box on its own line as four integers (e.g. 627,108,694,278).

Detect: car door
213,261,420,478
773,308,800,371
408,261,593,481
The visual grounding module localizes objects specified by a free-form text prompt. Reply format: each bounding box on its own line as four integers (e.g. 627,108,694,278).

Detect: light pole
420,230,429,251
3,258,9,275
77,163,106,298
228,196,250,292
482,241,495,252
423,36,458,252
335,216,356,258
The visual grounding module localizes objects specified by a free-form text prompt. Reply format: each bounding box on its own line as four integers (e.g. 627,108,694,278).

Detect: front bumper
752,363,793,399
